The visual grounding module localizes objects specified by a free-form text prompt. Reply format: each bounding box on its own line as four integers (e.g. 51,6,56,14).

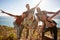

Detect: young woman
1,10,28,40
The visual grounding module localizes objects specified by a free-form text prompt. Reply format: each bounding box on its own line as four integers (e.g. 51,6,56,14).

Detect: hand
58,10,60,12
1,10,6,13
56,10,60,13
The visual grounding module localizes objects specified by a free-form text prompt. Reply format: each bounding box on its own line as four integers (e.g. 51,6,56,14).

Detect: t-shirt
23,17,33,27
14,16,24,26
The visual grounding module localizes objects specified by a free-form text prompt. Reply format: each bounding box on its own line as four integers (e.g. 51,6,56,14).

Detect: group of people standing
1,1,60,40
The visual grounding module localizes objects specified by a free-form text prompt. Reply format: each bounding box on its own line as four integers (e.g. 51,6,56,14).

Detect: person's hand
1,10,6,13
56,10,60,13
58,10,60,12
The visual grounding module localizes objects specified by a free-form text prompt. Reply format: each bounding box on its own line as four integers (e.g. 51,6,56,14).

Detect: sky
0,0,60,16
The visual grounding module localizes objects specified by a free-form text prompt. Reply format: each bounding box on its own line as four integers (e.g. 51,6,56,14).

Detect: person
36,7,60,40
1,10,28,40
36,7,46,40
43,19,57,40
41,10,60,40
22,1,41,40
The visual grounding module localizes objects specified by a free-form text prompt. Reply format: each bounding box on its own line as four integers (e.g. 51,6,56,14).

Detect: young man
42,10,60,40
1,10,28,40
36,7,46,40
22,2,40,40
36,7,60,40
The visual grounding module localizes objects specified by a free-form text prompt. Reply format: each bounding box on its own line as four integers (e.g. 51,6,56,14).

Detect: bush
7,33,15,40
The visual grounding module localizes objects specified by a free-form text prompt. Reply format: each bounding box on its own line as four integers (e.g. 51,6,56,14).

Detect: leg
14,23,24,40
13,23,20,40
42,27,51,40
26,28,29,39
53,27,57,40
16,27,20,40
19,25,24,39
27,29,32,40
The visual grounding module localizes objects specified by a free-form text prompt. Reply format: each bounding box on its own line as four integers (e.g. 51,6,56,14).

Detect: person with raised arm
1,10,28,40
36,7,60,40
22,1,41,40
42,10,60,40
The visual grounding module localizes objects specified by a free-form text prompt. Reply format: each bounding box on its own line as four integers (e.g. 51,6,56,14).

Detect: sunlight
32,0,46,6
30,0,41,8
40,0,48,8
31,0,47,10
34,0,41,4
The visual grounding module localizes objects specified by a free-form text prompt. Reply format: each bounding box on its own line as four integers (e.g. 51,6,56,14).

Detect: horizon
0,16,60,28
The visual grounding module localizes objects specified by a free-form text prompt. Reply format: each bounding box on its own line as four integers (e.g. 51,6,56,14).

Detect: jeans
13,23,24,40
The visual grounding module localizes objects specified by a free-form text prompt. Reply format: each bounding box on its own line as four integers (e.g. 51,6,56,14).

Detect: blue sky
0,0,60,16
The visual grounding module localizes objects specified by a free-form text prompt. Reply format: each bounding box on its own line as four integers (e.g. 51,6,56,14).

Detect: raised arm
48,10,60,20
1,10,17,17
34,0,41,9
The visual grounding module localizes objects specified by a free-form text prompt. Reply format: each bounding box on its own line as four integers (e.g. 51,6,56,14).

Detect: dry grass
0,25,60,40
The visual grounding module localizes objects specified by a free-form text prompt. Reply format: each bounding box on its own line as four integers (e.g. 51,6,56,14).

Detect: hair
26,4,29,6
26,4,29,8
42,11,47,16
36,7,41,12
36,7,40,10
23,12,28,17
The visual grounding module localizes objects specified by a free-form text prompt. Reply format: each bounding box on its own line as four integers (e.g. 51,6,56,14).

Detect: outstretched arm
29,1,41,12
48,10,60,20
47,11,55,14
43,11,55,14
1,10,17,17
